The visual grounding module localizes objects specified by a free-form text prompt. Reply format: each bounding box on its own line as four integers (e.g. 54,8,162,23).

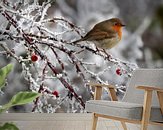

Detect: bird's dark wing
83,29,115,41
72,24,115,43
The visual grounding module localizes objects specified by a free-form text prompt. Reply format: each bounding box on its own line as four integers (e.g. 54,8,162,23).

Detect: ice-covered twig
1,10,85,108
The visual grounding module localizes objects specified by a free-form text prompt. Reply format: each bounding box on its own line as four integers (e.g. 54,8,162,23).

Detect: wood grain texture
137,86,163,92
141,90,152,130
92,113,98,130
157,91,163,115
108,88,118,101
88,82,115,89
94,86,102,100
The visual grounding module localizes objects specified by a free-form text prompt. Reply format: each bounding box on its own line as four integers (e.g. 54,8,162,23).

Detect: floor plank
0,113,139,130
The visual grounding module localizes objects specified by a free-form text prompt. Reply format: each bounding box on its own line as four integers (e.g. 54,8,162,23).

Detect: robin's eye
114,23,119,26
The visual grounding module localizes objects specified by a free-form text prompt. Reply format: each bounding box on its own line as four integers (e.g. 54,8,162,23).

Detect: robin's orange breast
112,26,122,40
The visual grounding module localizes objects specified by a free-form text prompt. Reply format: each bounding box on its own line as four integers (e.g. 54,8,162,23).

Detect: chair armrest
137,86,163,92
88,82,115,89
137,85,163,122
88,82,118,101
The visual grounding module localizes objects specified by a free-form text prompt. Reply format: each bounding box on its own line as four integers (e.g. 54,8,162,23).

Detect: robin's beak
121,24,125,27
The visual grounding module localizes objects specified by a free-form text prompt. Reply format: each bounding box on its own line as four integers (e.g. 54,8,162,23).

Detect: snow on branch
0,0,138,113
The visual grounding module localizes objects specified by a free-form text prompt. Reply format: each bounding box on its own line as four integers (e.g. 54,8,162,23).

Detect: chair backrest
122,68,163,107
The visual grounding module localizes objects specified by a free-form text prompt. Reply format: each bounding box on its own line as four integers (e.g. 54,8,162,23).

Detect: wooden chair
85,69,163,130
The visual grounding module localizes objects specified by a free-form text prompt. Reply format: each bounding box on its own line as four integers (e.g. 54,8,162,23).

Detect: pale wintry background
0,0,163,112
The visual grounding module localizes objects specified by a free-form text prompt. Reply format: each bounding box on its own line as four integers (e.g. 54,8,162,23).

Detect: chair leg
141,124,148,130
141,90,152,130
121,121,127,130
92,113,98,130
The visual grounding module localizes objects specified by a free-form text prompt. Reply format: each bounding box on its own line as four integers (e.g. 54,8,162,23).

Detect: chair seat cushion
85,100,163,122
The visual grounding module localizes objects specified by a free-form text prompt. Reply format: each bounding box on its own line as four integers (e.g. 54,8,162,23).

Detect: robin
73,18,125,50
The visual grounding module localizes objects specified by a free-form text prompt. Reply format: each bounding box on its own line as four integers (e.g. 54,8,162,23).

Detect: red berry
31,54,38,62
116,68,122,75
52,91,59,97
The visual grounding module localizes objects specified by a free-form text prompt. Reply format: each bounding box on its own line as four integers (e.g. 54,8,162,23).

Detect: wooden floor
0,113,140,130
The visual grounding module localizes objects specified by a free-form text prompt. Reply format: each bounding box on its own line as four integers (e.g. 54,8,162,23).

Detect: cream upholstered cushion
86,100,163,122
86,69,163,124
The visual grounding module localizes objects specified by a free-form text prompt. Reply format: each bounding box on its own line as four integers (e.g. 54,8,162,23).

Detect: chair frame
88,82,163,130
